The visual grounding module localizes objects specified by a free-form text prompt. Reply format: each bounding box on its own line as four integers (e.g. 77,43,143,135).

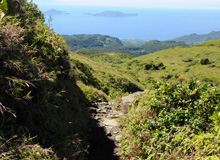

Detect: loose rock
200,58,210,65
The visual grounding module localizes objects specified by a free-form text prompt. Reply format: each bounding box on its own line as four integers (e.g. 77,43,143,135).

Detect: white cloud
32,0,220,9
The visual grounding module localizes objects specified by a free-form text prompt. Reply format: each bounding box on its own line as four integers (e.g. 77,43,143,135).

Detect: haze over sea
39,5,220,40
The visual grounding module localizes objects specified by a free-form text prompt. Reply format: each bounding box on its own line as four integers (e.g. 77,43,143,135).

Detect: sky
32,0,220,9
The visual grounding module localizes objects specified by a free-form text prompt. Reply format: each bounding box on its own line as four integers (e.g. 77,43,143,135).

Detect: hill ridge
172,30,220,45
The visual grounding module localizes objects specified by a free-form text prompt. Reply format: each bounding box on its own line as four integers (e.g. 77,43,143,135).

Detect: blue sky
32,0,220,9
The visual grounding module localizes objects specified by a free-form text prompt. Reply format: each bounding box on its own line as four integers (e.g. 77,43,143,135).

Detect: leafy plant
0,136,58,159
120,79,220,159
0,0,8,20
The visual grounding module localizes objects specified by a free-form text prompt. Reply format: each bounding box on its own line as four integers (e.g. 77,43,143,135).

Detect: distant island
88,11,138,17
44,9,69,16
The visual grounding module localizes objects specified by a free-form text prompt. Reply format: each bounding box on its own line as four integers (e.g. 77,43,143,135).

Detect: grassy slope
73,41,220,88
69,52,143,100
118,39,220,87
75,50,135,64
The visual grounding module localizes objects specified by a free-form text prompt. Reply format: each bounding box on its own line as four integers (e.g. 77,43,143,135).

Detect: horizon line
35,4,220,10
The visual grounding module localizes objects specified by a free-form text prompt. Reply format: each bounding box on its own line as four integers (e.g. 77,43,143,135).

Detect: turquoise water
38,5,220,40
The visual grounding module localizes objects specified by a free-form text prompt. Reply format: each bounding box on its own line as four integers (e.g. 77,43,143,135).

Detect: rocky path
88,91,146,160
88,102,122,160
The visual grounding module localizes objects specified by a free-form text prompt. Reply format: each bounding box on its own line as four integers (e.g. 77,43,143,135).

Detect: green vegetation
63,34,187,56
72,39,220,90
0,0,90,159
69,53,142,101
120,79,220,159
115,39,220,88
0,2,142,157
173,31,220,45
96,40,186,56
0,0,8,19
63,34,123,51
72,39,220,159
75,50,135,64
2,0,220,159
137,40,187,56
121,39,149,46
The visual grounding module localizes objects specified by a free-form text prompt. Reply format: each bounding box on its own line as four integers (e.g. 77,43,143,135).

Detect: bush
120,79,220,159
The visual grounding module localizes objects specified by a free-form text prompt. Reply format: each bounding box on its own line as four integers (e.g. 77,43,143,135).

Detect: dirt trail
88,91,145,160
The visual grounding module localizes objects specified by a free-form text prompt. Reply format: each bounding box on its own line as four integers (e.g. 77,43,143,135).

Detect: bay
38,5,220,40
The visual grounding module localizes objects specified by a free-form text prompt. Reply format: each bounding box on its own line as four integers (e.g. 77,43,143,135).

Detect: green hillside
63,34,188,56
63,34,123,52
121,39,149,46
139,40,187,56
115,39,220,88
173,31,220,45
69,52,142,100
75,50,135,64
71,40,220,89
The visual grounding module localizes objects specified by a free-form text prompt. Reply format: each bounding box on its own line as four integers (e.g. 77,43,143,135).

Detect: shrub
120,79,220,159
187,60,199,67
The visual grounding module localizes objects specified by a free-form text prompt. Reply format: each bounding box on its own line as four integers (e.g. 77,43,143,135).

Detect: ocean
37,5,220,40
